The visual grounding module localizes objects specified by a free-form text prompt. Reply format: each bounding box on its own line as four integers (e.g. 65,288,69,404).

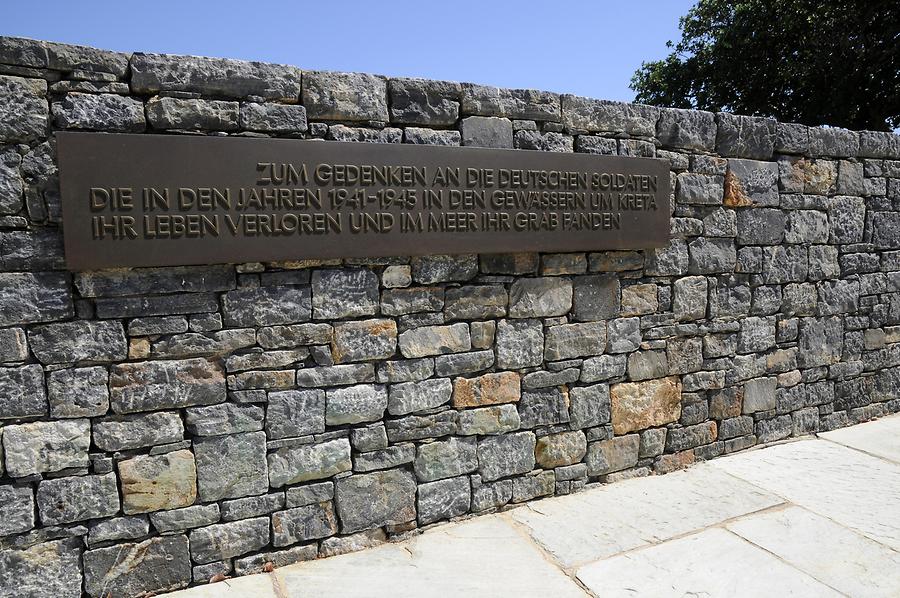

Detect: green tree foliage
631,0,900,131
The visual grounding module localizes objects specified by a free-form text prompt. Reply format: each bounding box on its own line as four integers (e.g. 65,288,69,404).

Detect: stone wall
1,34,900,597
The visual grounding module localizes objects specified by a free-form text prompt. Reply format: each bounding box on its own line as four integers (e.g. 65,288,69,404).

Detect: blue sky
3,0,694,102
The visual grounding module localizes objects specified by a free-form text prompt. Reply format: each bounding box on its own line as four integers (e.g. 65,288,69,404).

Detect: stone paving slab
710,437,900,551
728,505,900,598
575,527,844,597
273,515,588,598
509,463,783,568
820,414,900,464
165,572,277,598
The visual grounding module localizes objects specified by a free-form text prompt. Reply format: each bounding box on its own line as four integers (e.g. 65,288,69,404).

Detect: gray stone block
194,431,268,500
561,96,657,136
388,377,452,416
265,389,325,439
0,484,35,535
0,272,73,327
271,502,337,546
3,418,90,477
335,469,417,533
496,318,543,368
37,472,120,525
222,285,310,327
296,363,374,387
418,475,471,525
715,113,775,159
241,102,308,132
93,411,183,451
656,108,716,151
184,402,265,436
312,268,379,319
457,404,520,436
110,358,225,413
572,274,619,321
268,438,352,488
460,116,513,148
150,503,220,533
518,387,569,428
145,96,238,131
326,384,387,425
0,538,83,598
414,436,478,482
303,71,388,121
0,363,47,419
388,78,460,125
544,322,606,360
189,517,270,564
0,75,48,142
52,92,144,132
410,254,478,283
131,52,302,99
285,481,334,508
83,535,191,598
477,431,535,482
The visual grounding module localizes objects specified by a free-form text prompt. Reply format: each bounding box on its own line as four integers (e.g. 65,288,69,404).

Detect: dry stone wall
1,35,900,597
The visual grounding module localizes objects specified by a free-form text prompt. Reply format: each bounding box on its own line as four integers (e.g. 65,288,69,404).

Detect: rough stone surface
303,71,388,121
610,377,682,435
271,502,337,546
53,92,145,131
535,431,587,468
332,319,397,363
452,371,521,408
312,269,379,319
265,389,325,439
29,320,127,364
119,450,197,514
189,517,270,564
496,319,544,368
93,411,183,451
414,436,477,482
418,476,471,525
389,377,452,415
37,472,120,525
460,116,513,148
83,535,191,597
268,438,352,487
0,538,83,598
3,418,90,477
509,277,572,318
131,52,302,99
0,363,47,419
477,431,536,482
399,323,471,358
335,468,417,533
47,366,109,418
194,431,268,501
586,434,640,475
110,358,224,413
0,75,49,142
0,484,35,535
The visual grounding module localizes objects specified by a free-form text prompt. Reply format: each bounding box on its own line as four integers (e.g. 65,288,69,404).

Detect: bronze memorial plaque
57,132,671,270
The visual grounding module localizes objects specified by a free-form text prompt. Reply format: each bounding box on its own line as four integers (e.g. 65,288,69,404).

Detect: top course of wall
0,35,898,160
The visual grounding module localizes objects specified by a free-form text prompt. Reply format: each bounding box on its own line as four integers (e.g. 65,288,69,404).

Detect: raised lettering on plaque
57,132,671,270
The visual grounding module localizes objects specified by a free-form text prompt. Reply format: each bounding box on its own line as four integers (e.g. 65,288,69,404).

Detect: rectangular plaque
57,132,670,270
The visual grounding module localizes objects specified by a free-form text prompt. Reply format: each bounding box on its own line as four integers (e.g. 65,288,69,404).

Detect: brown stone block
610,376,682,435
452,371,521,408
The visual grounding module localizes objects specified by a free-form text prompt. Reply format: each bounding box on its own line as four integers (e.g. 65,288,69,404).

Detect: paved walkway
167,415,900,598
